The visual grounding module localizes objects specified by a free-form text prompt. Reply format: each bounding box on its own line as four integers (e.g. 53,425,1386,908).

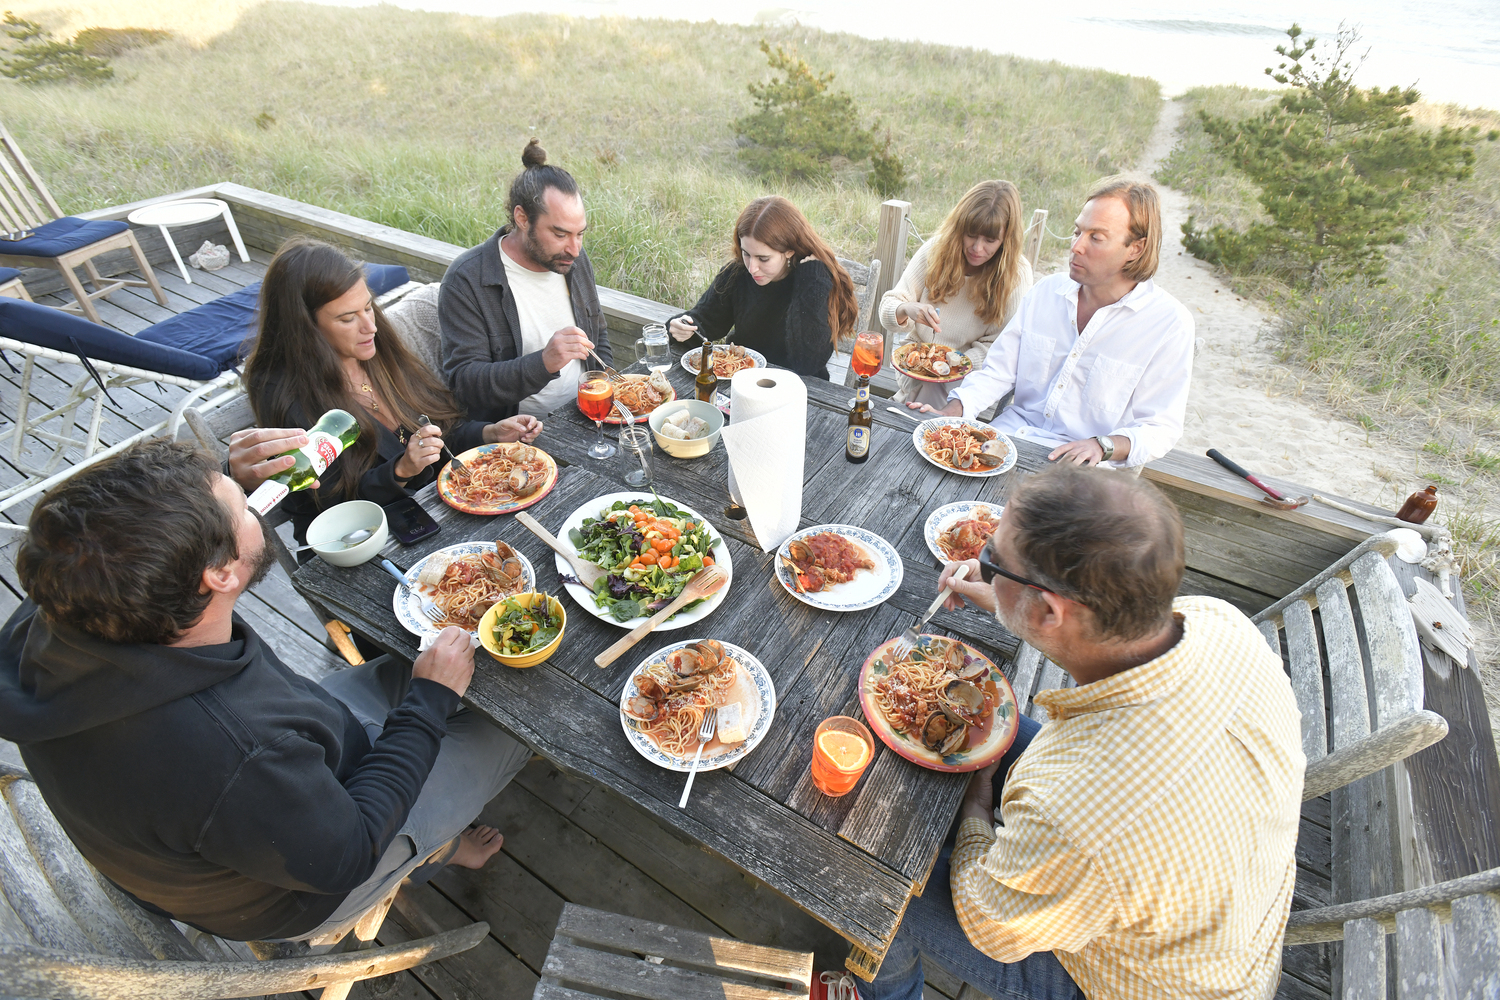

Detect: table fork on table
378,558,444,624
889,564,970,660
678,707,718,809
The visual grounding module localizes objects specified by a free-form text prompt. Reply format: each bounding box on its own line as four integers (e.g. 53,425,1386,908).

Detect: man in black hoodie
0,438,529,942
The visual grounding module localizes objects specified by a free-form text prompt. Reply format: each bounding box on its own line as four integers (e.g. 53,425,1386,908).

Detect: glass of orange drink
850,331,884,380
577,370,617,460
810,716,874,796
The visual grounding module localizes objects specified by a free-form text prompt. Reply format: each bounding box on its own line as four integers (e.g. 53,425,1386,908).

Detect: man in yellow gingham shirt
853,465,1304,1000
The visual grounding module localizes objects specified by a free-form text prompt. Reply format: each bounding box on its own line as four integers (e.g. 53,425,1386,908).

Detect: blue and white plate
774,524,903,612
392,541,535,636
912,417,1017,478
924,501,1005,564
619,640,776,772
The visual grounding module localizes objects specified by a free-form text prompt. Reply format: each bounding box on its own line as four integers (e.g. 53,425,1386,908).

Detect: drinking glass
810,716,874,796
577,370,617,460
850,331,884,380
634,323,669,365
619,426,654,488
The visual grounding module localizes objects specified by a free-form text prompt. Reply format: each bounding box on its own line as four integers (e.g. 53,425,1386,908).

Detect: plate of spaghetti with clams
437,442,558,515
392,541,535,636
858,634,1018,772
619,639,776,772
913,418,1016,478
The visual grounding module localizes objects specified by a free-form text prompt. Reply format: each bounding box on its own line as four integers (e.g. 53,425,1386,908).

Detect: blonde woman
881,181,1032,408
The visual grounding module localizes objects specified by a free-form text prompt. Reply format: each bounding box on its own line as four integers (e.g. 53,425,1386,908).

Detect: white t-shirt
501,249,582,417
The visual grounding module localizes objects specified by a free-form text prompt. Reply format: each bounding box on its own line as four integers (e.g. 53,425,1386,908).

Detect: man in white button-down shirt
909,179,1193,469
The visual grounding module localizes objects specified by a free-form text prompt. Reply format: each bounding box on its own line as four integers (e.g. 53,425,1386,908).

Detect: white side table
126,198,250,284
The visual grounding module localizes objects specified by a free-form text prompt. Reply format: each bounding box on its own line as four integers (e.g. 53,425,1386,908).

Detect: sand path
1139,101,1402,509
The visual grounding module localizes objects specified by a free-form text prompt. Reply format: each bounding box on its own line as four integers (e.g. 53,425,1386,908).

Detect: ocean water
322,0,1500,110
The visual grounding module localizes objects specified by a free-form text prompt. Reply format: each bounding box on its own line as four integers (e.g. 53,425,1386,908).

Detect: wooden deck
8,186,1498,999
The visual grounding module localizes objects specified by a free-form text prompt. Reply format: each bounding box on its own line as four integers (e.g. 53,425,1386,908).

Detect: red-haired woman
667,196,858,381
882,180,1033,409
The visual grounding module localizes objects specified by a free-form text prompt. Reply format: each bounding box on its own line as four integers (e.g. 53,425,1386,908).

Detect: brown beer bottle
1396,485,1439,525
846,382,872,463
695,359,718,403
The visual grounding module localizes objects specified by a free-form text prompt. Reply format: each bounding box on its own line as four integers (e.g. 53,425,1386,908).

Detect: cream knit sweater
879,240,1033,403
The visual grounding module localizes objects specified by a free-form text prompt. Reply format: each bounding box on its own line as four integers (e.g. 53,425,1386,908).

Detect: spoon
594,565,729,668
514,511,607,591
294,525,377,554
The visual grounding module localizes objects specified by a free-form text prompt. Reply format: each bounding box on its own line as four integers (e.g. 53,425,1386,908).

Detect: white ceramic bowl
306,500,388,567
648,399,724,459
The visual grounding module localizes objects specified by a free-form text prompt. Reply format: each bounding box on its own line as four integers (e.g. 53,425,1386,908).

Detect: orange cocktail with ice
810,716,874,796
577,370,617,460
850,332,884,380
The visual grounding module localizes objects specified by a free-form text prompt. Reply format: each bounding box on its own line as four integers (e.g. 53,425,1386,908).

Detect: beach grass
0,2,1161,308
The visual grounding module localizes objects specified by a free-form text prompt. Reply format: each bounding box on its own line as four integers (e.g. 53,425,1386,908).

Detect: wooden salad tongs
514,511,607,590
594,565,729,669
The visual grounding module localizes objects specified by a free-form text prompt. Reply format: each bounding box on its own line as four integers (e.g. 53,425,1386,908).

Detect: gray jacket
438,228,611,421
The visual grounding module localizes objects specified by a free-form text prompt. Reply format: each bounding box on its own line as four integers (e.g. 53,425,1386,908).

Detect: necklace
348,369,379,412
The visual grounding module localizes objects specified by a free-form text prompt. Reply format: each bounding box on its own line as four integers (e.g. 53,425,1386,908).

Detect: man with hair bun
845,464,1304,1000
909,178,1194,471
440,138,610,420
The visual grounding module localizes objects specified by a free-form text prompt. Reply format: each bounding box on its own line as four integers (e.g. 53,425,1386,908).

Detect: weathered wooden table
291,353,1055,976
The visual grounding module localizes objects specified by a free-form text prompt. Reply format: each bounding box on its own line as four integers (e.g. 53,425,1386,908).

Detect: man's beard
246,537,277,590
519,222,576,274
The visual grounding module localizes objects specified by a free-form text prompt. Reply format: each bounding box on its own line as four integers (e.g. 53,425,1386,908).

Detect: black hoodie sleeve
668,263,739,342
192,678,459,895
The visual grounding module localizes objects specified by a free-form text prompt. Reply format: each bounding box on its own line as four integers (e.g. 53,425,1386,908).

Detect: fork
678,707,718,809
890,564,971,659
378,558,445,624
587,348,624,383
417,414,468,481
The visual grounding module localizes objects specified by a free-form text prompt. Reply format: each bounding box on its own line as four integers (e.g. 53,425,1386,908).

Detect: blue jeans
860,715,1085,1000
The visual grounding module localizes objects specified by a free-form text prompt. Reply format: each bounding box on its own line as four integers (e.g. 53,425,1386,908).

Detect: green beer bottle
247,409,360,515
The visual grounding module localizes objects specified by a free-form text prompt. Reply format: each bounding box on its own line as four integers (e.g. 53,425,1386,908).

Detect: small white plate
774,524,903,612
553,492,734,630
619,640,776,772
912,417,1017,478
680,345,767,377
393,541,535,636
924,501,1005,563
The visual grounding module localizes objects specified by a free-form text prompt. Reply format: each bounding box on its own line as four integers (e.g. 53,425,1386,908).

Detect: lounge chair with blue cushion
0,121,167,325
0,267,28,301
0,263,409,529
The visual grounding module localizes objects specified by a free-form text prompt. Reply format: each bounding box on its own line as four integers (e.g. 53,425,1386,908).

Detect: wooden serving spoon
594,565,729,668
514,511,606,591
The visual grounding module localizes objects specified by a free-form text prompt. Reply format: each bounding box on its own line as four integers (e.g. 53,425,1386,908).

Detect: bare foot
447,825,504,869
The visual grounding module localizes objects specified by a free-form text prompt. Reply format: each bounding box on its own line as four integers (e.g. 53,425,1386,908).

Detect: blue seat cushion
0,298,221,381
0,217,129,258
0,268,21,283
364,263,409,296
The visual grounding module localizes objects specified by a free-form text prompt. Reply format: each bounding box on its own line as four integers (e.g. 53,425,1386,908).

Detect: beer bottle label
247,479,289,516
846,426,869,457
855,384,869,403
304,430,341,476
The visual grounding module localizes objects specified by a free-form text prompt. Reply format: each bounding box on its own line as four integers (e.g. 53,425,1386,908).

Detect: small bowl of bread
648,399,724,459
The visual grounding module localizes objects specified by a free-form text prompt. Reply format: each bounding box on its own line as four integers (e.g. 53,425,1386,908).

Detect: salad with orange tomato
568,498,719,622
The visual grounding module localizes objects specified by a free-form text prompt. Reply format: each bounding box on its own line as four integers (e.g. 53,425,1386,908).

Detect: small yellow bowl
478,593,566,669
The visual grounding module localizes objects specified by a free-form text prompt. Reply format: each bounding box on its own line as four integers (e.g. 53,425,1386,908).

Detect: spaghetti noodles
421,544,528,630
626,644,740,757
691,347,757,378
923,422,999,471
445,444,551,508
870,637,993,752
611,373,672,418
936,507,1001,561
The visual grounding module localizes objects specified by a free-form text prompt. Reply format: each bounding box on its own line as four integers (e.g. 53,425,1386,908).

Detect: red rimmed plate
892,343,973,384
601,376,676,425
436,443,559,515
857,635,1019,772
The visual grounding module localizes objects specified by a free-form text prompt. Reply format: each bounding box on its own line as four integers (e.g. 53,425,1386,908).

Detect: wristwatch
1094,435,1116,462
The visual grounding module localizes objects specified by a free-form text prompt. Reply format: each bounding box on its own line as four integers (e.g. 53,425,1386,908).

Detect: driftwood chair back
1284,865,1500,998
0,121,62,241
0,760,485,1000
836,256,884,390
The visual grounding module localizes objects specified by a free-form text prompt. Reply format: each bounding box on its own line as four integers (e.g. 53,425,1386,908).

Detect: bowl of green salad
478,592,566,668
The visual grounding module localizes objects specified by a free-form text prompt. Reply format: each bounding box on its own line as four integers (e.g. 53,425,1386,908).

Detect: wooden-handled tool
1207,449,1309,510
594,566,729,668
514,511,606,591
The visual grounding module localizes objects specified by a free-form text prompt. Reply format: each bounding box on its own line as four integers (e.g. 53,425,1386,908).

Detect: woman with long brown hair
666,196,858,381
882,180,1033,408
245,237,540,543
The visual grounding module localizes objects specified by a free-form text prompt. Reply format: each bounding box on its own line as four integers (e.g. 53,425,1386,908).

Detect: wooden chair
0,266,29,300
836,256,885,390
534,903,812,999
1283,865,1500,998
0,121,167,325
0,761,486,1000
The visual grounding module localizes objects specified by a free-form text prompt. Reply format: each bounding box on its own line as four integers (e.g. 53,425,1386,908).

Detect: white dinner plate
619,640,776,772
911,417,1018,478
552,492,734,630
392,541,535,636
679,345,767,376
924,501,1005,563
774,524,903,612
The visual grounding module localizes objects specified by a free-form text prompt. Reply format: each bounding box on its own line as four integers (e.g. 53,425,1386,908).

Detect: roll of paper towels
721,369,806,552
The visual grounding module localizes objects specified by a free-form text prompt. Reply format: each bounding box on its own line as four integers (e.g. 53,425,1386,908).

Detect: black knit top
667,260,836,381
